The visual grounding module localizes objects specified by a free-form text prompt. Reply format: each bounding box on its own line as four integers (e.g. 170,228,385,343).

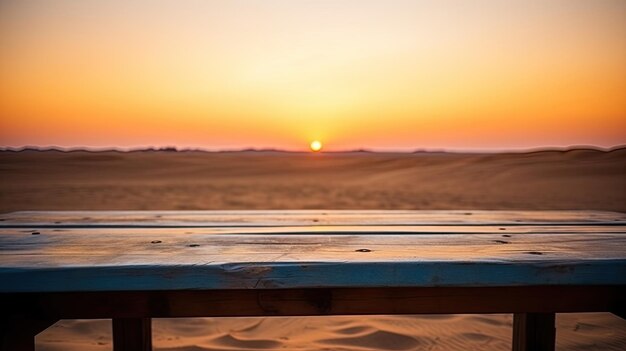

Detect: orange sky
1,0,625,151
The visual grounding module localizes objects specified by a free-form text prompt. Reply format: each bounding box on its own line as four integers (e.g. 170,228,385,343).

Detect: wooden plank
1,210,624,227
1,287,623,319
3,232,626,261
512,313,556,351
1,232,625,292
112,318,152,351
2,225,626,235
2,259,624,292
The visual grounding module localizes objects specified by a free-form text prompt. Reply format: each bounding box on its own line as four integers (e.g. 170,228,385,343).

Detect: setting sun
310,141,323,152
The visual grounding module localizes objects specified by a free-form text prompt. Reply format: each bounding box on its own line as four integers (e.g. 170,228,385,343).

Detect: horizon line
1,144,625,155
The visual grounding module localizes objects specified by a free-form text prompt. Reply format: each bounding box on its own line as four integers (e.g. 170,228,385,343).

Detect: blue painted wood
1,260,625,293
0,211,625,293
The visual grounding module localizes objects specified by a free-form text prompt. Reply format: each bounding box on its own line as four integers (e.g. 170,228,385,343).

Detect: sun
310,140,323,152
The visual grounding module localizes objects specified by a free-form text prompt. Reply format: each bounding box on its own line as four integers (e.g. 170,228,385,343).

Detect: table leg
112,318,152,351
113,318,152,351
512,313,556,351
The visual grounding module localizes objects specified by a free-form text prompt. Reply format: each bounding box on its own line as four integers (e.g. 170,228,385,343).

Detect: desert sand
1,149,625,350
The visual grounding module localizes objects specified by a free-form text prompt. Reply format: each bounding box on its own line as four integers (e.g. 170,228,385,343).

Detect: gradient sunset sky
1,0,625,151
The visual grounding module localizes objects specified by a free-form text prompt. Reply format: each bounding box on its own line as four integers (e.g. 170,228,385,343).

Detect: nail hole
312,219,319,222
188,244,200,247
355,248,371,252
54,221,61,224
31,231,40,235
499,228,506,230
151,240,162,244
527,251,543,255
464,212,472,215
502,234,511,238
493,240,509,244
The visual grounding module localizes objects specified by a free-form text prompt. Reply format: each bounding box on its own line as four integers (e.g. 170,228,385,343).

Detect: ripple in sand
158,318,215,336
320,329,421,350
461,332,495,343
470,315,511,327
211,333,282,349
334,326,376,335
404,314,457,321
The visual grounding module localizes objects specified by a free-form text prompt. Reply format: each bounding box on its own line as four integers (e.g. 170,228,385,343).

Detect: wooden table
0,210,625,351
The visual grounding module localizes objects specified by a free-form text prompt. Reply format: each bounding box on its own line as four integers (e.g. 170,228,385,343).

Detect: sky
1,0,625,151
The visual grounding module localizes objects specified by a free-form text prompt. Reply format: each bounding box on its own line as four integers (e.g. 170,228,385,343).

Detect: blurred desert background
2,0,625,349
1,148,625,351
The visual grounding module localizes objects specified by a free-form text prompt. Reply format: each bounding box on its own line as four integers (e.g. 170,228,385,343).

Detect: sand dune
1,149,625,350
35,314,626,351
1,149,625,212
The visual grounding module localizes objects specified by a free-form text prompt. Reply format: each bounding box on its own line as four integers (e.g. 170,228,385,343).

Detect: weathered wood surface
3,225,626,235
1,210,624,227
0,211,625,292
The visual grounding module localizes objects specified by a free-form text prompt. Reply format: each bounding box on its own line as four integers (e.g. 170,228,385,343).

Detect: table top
1,210,625,292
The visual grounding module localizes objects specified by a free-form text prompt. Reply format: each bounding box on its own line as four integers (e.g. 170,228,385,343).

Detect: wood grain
1,210,624,227
0,211,625,292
